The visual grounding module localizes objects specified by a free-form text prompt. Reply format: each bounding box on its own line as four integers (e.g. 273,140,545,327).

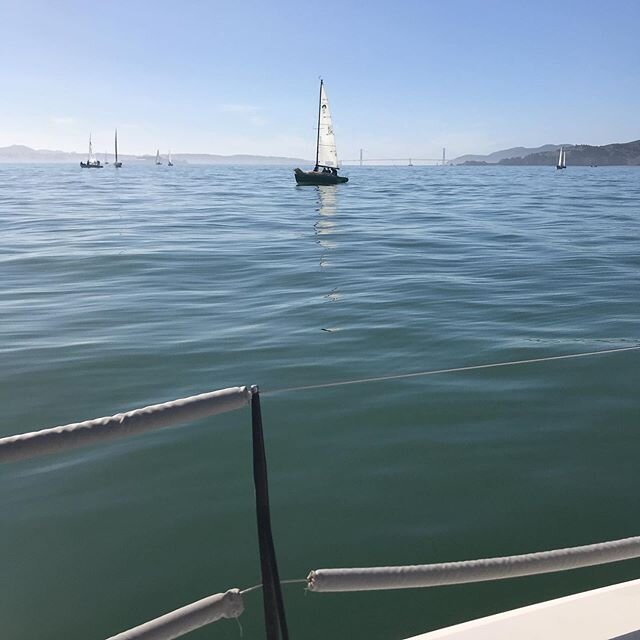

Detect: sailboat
155,150,162,165
294,79,348,185
556,146,567,170
80,133,103,168
114,129,122,168
168,150,173,167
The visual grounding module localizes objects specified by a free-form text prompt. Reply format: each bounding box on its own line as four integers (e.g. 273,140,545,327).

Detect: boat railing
2,345,640,639
0,386,252,464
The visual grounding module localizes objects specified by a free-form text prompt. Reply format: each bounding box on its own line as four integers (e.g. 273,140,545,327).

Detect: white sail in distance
317,83,339,168
558,147,563,167
562,148,567,167
88,134,95,163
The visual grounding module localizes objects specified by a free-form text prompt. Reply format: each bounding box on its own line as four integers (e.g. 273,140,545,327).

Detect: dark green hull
294,168,348,185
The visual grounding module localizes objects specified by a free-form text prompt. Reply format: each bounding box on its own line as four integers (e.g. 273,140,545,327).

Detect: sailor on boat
294,79,348,185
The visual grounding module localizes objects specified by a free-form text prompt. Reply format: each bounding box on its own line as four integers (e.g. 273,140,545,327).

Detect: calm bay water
1,163,639,639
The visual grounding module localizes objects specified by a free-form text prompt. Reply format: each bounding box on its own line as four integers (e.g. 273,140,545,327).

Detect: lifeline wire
241,580,308,595
262,345,640,396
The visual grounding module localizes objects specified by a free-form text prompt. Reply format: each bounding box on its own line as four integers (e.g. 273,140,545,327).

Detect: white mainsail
88,134,95,163
562,148,567,167
557,147,563,167
317,82,339,168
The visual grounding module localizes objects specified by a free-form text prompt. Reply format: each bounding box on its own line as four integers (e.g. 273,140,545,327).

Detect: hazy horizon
2,0,639,159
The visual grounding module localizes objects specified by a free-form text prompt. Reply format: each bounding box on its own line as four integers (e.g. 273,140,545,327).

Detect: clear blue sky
1,0,639,159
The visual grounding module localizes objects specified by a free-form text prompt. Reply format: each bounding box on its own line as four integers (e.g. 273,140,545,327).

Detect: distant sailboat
556,146,567,170
104,152,109,165
294,79,348,185
114,129,122,168
155,149,162,165
80,133,102,168
168,150,173,167
408,158,413,166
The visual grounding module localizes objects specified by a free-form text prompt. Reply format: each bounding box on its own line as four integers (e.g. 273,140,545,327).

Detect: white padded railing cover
105,589,244,640
0,386,251,463
308,534,640,592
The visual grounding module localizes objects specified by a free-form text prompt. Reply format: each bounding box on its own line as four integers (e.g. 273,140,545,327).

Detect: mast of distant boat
314,79,323,172
156,149,161,165
114,129,122,167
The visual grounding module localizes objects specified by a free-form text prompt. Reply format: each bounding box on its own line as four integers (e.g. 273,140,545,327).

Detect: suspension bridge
343,148,449,166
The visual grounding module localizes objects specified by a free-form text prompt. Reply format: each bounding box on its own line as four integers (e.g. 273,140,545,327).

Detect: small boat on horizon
168,150,173,167
114,129,122,168
155,149,162,165
80,134,103,168
556,146,567,170
294,79,348,185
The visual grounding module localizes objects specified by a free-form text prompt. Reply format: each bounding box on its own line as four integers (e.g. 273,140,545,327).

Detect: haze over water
1,164,639,639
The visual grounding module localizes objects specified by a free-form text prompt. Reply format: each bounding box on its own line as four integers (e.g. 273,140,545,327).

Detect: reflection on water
314,186,342,330
315,185,338,259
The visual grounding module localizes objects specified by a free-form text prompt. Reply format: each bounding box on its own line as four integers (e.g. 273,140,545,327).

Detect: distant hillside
454,144,559,165
155,153,307,165
0,145,158,163
0,145,309,165
498,140,640,166
0,145,93,163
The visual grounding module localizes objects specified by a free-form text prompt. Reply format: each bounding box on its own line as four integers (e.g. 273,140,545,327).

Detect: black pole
315,79,323,171
251,387,289,640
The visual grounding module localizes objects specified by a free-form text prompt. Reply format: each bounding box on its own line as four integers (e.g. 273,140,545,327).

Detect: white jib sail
562,149,567,167
317,83,339,168
558,147,563,166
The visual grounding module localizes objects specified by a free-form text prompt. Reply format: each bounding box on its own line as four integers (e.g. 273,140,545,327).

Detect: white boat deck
407,578,640,639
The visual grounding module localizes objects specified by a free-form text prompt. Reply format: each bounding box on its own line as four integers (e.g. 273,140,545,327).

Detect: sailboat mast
315,79,323,170
115,129,118,163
